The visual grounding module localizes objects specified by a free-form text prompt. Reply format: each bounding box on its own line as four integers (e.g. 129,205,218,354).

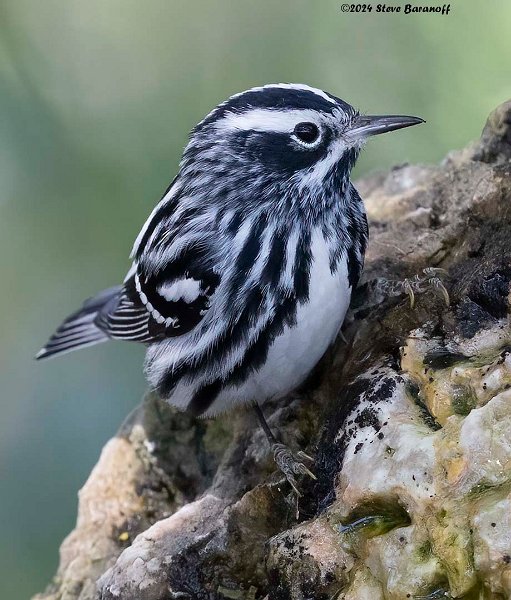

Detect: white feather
215,108,322,135
158,278,202,303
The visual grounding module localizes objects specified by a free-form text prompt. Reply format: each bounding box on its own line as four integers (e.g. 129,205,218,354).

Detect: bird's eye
293,122,320,145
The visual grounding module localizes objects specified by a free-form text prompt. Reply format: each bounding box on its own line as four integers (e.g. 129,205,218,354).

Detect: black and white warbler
37,84,423,491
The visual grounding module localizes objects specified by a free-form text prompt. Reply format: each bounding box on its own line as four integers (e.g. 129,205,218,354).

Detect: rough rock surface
34,100,511,600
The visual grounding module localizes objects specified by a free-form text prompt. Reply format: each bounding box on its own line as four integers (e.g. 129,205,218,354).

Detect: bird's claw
338,330,349,345
296,449,314,462
377,267,450,309
426,268,450,307
272,443,317,497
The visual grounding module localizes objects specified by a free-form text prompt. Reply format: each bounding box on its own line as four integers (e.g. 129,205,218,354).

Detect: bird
37,83,424,492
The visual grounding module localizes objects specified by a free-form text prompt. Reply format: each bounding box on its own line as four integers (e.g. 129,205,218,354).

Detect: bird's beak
348,114,425,140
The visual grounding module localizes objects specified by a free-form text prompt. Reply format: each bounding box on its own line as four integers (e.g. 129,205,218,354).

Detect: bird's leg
374,267,450,309
252,403,316,497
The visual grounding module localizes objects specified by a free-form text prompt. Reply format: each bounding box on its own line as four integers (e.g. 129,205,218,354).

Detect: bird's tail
36,286,122,360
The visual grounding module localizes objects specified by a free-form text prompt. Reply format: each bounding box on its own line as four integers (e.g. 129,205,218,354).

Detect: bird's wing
94,174,223,343
96,244,220,343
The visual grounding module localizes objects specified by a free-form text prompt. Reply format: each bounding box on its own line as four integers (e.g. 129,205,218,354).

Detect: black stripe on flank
216,231,313,388
227,211,243,236
238,214,267,272
220,231,314,391
260,229,286,289
345,186,368,288
293,229,312,302
187,379,222,416
183,292,300,417
157,283,267,399
227,213,268,304
222,295,298,390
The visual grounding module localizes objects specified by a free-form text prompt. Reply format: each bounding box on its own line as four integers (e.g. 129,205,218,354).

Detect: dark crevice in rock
335,498,411,538
313,366,401,514
423,347,469,370
454,267,511,339
405,380,442,431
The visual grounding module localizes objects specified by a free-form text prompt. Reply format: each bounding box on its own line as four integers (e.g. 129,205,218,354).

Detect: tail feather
36,286,122,360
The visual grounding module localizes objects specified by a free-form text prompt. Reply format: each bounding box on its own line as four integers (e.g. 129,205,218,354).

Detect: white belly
210,228,351,414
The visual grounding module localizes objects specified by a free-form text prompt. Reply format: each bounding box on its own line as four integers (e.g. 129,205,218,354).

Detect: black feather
36,286,121,360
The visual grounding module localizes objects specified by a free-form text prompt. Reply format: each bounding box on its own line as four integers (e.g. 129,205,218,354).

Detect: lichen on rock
33,100,511,600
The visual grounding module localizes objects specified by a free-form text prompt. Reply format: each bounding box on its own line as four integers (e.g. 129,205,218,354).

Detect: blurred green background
0,0,510,597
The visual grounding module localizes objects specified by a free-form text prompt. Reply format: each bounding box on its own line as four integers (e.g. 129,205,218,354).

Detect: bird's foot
271,442,316,497
375,267,450,309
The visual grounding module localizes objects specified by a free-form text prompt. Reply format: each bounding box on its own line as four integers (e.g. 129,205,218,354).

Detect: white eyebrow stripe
215,108,323,134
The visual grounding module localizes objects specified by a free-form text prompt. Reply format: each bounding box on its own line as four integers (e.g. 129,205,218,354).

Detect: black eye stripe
293,122,320,144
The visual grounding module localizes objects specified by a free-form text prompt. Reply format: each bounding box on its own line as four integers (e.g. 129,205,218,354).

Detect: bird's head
179,84,423,212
